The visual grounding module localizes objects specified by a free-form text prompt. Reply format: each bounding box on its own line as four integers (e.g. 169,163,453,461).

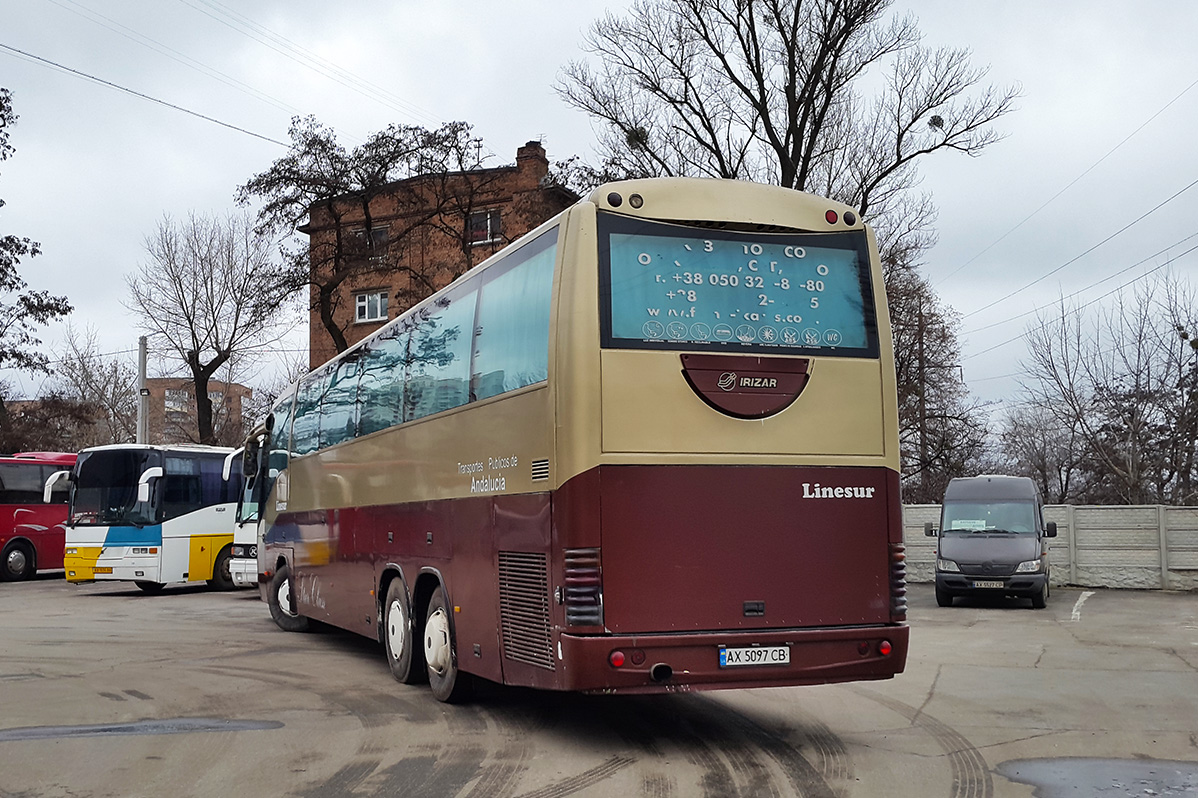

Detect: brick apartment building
302,141,578,368
144,377,251,446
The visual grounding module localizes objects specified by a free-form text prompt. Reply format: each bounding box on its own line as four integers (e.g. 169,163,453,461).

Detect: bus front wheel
268,565,309,632
208,545,235,591
424,586,471,703
1,542,35,581
383,579,425,685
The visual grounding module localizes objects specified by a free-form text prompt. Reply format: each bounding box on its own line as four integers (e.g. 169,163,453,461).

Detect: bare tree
52,325,138,446
126,212,290,445
887,266,989,501
237,117,518,355
558,0,1017,269
998,404,1086,504
1021,276,1198,504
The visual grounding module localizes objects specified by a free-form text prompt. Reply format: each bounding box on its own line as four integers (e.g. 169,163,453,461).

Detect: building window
356,291,388,323
469,209,503,245
164,389,190,415
352,225,389,261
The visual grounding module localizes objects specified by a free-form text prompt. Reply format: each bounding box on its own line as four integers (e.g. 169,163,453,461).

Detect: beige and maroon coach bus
256,177,909,702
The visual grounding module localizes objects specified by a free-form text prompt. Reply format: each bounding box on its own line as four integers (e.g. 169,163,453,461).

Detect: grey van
925,475,1056,608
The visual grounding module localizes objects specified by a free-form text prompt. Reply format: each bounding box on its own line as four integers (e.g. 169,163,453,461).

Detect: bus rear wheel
208,545,235,591
269,565,309,632
424,586,471,703
1,542,35,581
383,579,425,684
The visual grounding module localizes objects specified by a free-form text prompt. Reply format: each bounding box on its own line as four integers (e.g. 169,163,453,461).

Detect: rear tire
207,546,235,591
935,584,953,607
424,586,471,703
268,565,309,632
1,542,35,581
135,581,165,594
383,579,425,684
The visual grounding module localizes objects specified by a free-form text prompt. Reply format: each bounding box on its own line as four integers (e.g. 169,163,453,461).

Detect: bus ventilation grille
531,458,550,481
890,543,908,621
563,548,603,627
498,551,555,671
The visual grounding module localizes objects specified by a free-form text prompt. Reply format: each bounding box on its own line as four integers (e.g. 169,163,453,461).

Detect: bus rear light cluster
563,548,603,627
889,543,908,621
858,639,894,657
608,648,646,668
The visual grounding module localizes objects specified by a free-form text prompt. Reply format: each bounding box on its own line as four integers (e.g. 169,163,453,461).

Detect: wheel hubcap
387,599,406,659
6,548,27,575
425,608,451,675
277,579,296,616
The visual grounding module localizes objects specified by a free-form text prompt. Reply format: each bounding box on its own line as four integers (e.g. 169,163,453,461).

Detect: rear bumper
556,624,908,694
936,572,1048,597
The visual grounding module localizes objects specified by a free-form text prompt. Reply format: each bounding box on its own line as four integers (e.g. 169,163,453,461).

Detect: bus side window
291,374,325,456
358,325,407,437
0,463,44,504
472,232,556,401
320,355,362,449
404,289,476,422
161,475,202,519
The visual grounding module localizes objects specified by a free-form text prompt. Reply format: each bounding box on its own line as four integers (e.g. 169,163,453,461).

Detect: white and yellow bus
55,444,243,593
258,177,909,702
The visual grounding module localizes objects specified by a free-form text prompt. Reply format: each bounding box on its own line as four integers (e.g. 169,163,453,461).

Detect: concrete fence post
1158,505,1169,589
1067,504,1078,585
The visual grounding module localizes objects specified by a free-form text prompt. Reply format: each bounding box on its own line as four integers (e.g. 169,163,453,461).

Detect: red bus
257,178,909,701
1,452,76,581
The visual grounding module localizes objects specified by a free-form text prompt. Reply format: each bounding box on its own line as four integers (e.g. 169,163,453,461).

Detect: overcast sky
3,0,1197,416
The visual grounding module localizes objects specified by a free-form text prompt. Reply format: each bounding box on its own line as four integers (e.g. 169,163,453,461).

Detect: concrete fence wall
903,504,1198,591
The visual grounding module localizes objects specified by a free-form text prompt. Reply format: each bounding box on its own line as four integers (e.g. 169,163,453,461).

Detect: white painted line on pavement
1071,590,1095,622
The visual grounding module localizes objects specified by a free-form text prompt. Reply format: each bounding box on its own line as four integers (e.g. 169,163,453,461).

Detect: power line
962,229,1198,336
934,75,1198,288
961,175,1198,320
963,240,1198,362
0,42,287,147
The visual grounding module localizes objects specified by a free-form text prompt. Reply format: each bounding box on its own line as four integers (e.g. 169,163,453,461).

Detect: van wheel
383,579,425,684
935,584,953,607
1031,581,1048,609
424,586,472,703
268,565,309,632
207,546,235,591
2,542,35,581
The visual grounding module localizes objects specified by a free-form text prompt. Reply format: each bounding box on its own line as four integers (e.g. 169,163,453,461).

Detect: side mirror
137,466,164,504
242,439,261,478
1045,521,1058,538
43,470,71,503
924,521,936,537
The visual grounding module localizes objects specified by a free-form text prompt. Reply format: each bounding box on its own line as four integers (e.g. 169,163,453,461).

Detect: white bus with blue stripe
52,445,243,593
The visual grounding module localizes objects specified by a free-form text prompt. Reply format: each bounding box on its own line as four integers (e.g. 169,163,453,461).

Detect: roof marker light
825,209,839,224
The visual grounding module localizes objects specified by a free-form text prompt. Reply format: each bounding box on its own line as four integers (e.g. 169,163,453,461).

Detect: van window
941,501,1036,534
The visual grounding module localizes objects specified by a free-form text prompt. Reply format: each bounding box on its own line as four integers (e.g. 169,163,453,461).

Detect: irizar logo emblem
718,372,779,392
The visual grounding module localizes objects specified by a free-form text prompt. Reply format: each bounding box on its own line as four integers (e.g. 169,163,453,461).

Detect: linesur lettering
801,483,876,499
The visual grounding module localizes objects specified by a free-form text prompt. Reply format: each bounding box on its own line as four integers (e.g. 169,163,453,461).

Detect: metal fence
904,504,1198,591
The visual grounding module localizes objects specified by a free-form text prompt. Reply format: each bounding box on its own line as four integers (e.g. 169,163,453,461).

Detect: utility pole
917,300,928,501
136,336,149,443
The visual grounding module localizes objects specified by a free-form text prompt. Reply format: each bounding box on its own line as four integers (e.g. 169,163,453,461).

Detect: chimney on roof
515,140,548,182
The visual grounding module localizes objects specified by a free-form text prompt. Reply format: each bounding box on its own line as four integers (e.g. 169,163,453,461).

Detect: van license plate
719,646,789,668
973,579,1003,588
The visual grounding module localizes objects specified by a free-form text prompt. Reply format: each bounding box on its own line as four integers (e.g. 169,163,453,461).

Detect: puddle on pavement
0,718,283,742
998,758,1198,797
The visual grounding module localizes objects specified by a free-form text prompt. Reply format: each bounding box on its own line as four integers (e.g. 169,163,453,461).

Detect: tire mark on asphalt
291,759,379,798
460,741,533,798
849,687,993,798
370,745,486,798
512,755,636,798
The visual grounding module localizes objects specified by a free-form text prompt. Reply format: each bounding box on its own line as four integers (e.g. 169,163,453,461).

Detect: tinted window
404,290,476,422
472,229,557,401
319,355,362,448
358,325,408,436
291,374,324,456
0,463,45,504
